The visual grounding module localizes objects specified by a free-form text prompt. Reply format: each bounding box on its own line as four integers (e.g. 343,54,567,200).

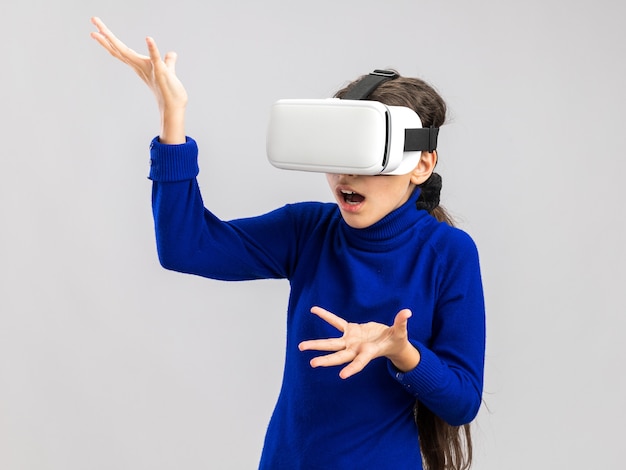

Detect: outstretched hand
298,306,421,379
90,17,187,143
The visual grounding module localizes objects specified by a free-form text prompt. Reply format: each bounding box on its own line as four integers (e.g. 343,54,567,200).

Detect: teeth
341,190,355,195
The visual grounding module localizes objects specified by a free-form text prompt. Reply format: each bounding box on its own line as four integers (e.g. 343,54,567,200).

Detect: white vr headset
266,70,439,175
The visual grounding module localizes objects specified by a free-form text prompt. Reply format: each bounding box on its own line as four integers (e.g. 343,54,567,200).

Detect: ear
409,151,437,185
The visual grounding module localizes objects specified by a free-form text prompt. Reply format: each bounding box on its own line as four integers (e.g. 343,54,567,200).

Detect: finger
91,16,106,29
309,349,356,368
310,306,348,333
90,17,149,63
298,337,345,352
339,350,376,379
90,29,118,56
90,16,106,32
164,51,178,72
90,17,126,54
145,36,164,64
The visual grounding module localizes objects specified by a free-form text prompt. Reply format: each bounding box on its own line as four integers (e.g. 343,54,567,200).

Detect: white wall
1,0,624,468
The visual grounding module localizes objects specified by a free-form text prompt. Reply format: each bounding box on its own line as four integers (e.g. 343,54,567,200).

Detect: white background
1,0,624,468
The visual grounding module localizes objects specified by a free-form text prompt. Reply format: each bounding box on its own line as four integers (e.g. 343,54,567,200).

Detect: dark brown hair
336,73,473,470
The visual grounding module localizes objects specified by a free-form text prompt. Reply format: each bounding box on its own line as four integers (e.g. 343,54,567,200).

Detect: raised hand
298,306,421,379
90,17,187,143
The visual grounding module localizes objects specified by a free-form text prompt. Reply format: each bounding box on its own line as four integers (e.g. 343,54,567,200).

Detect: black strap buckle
404,126,439,153
371,69,399,78
342,69,399,100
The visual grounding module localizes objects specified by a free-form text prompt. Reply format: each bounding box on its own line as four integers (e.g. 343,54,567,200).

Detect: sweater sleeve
388,229,486,426
148,136,297,281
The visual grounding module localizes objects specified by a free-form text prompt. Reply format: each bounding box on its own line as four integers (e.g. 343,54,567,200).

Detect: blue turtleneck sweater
149,137,485,470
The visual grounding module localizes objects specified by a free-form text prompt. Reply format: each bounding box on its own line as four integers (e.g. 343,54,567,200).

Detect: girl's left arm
299,230,485,426
392,230,486,426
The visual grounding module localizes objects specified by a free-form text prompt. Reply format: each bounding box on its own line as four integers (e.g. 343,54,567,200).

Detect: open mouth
340,189,365,205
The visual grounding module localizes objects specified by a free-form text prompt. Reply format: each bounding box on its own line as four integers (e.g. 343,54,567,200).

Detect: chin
340,212,378,229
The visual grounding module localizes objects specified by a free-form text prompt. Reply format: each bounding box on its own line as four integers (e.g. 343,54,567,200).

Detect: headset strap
342,69,399,100
344,69,439,152
405,127,439,153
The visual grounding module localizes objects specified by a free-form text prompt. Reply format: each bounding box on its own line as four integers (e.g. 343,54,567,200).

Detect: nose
328,173,358,185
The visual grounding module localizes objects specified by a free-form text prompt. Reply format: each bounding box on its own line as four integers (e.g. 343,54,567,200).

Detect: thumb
164,51,178,72
393,309,412,328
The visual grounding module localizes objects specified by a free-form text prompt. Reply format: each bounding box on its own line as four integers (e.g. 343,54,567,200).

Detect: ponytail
416,172,454,227
415,402,473,470
415,173,474,470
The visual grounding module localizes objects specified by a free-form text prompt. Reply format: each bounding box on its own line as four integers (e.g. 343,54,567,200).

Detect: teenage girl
91,17,485,470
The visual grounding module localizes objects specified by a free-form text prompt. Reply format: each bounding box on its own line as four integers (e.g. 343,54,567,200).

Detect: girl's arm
91,18,295,280
299,232,485,426
90,17,187,144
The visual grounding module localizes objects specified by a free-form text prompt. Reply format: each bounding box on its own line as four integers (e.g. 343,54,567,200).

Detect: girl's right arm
90,17,187,144
148,137,294,281
91,18,296,281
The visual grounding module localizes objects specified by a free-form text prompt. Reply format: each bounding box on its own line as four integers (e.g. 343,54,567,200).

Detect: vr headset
266,70,439,175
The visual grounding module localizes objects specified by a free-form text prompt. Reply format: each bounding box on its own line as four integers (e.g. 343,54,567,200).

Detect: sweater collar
339,187,429,249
